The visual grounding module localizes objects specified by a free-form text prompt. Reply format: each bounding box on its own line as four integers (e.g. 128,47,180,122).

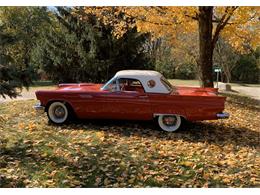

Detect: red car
35,70,229,132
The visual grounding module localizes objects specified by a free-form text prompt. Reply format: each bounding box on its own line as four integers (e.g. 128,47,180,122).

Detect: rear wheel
47,102,69,124
157,114,182,132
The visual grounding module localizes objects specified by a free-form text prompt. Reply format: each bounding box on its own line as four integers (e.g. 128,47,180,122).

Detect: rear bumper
34,103,45,114
217,112,229,119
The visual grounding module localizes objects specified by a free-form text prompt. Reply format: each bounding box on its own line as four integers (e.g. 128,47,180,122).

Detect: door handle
139,95,148,98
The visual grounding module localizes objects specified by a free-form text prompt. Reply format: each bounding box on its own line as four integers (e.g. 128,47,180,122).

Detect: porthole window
147,80,156,88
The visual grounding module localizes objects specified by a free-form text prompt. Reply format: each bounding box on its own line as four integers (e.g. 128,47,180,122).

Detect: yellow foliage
80,6,260,53
1,99,260,187
181,161,194,167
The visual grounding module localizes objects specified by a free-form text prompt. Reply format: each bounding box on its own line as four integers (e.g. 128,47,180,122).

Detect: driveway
218,82,260,100
0,86,55,103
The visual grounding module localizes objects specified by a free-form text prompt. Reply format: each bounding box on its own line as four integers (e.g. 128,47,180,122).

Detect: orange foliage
80,6,260,53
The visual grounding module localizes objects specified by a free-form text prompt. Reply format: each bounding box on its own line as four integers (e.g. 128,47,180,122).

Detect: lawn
169,79,260,88
0,95,259,187
169,79,201,86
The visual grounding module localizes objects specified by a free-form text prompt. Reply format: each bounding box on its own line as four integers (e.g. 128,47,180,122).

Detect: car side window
118,78,145,93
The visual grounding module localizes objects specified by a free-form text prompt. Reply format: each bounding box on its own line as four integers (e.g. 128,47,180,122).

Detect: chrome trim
34,103,45,114
79,94,93,98
153,113,187,120
217,112,229,119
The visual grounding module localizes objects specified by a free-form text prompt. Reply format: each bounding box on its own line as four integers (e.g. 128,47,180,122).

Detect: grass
0,94,259,188
220,92,260,109
169,79,201,86
169,79,260,88
32,80,54,87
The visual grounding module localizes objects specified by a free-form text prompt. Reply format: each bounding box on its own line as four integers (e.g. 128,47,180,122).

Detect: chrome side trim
79,94,93,98
153,113,187,120
34,103,45,114
217,112,229,119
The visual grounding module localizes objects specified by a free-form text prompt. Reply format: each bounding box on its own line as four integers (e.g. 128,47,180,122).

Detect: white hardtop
112,70,171,94
115,70,162,78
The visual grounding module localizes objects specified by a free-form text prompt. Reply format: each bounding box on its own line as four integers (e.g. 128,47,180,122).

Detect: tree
83,7,260,87
171,32,201,80
0,27,31,98
232,49,260,83
0,7,52,98
143,37,175,78
32,7,151,83
214,38,239,83
0,7,51,79
198,7,214,87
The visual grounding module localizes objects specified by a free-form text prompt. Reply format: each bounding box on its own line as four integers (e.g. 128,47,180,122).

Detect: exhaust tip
217,112,229,119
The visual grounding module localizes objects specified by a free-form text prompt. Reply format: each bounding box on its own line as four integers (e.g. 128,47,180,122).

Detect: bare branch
212,6,238,49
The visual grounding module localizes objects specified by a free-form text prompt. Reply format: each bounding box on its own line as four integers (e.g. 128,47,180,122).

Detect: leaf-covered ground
0,95,259,187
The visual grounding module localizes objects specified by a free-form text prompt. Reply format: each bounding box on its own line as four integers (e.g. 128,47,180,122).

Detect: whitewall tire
47,102,69,124
158,114,182,132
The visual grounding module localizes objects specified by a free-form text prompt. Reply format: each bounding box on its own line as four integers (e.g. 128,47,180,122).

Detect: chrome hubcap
162,116,177,126
54,106,65,118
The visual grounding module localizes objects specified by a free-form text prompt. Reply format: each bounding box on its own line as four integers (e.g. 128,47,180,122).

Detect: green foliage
144,36,199,80
155,61,175,79
31,7,151,83
0,7,51,71
144,38,175,79
0,28,31,98
232,50,260,84
0,64,32,99
0,7,51,98
175,63,197,80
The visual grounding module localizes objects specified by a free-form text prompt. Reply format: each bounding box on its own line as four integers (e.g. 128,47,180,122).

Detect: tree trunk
198,7,214,88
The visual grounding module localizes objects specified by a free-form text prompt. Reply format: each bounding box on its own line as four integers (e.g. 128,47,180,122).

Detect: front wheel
47,102,69,124
157,114,182,132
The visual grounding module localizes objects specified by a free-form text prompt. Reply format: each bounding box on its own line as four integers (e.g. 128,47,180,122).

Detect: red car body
35,70,229,131
36,84,226,121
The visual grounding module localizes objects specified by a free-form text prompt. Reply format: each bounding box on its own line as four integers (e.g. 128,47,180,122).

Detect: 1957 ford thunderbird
34,70,229,132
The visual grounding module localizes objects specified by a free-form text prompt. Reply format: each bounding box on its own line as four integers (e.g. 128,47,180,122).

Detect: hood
56,83,103,92
174,86,218,96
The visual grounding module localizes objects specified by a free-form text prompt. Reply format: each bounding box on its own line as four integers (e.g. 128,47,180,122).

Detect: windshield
160,76,173,92
101,77,117,91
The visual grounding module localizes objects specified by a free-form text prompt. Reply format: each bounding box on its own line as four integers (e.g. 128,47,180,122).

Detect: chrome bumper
34,103,45,114
217,112,229,119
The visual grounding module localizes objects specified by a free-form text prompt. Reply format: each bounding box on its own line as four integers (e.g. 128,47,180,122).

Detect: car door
71,91,108,119
98,78,152,120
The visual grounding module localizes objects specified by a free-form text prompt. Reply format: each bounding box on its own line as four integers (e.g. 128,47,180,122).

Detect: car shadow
58,118,259,149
